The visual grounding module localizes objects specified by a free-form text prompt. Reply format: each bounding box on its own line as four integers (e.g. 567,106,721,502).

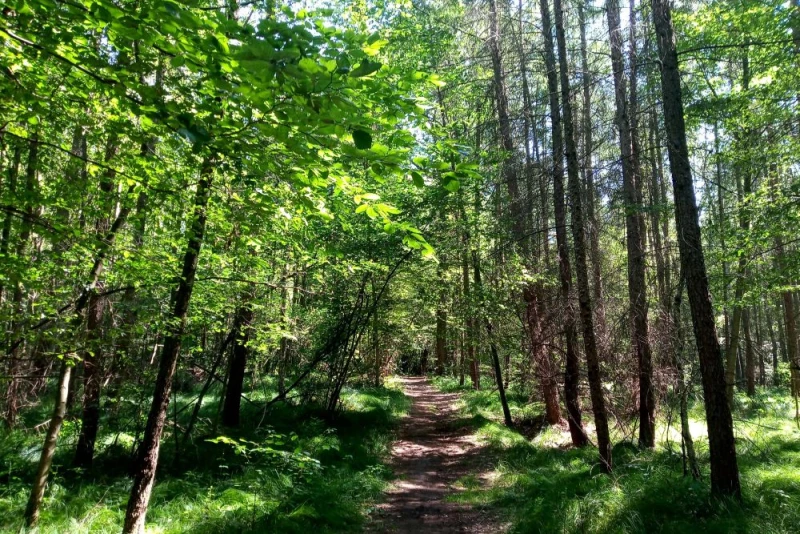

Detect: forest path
368,377,504,533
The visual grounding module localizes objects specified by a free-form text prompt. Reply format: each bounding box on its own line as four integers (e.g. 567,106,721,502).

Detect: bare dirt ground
367,377,505,533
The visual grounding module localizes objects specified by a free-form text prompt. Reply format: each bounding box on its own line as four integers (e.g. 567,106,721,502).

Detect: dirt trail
368,377,504,533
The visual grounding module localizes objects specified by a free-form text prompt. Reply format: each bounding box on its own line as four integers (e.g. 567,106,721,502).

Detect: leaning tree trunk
538,0,587,447
25,359,72,527
123,157,214,534
651,0,741,498
606,0,654,449
553,0,610,467
473,250,512,427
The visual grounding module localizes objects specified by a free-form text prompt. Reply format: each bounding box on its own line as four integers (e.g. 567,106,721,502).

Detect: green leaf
442,176,460,192
352,129,372,150
350,59,382,78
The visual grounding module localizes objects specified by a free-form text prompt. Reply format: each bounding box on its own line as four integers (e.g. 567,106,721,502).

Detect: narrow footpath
368,377,504,533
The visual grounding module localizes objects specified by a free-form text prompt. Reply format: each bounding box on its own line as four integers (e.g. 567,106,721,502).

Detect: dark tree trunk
222,295,254,427
73,292,106,468
539,0,587,448
473,250,512,427
606,0,654,449
74,137,118,469
124,158,214,534
651,0,741,497
554,0,610,466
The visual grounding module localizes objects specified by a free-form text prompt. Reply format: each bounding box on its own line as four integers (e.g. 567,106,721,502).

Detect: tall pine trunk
538,0,587,447
553,0,610,466
606,0,654,448
651,0,741,497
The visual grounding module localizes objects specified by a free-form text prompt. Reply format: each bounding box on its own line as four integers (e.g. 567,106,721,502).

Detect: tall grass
0,379,409,533
431,376,800,533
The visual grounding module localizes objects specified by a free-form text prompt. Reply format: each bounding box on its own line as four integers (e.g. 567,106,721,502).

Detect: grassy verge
430,375,800,533
0,379,409,533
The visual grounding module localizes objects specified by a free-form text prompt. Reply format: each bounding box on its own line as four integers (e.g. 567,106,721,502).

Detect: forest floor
368,377,505,533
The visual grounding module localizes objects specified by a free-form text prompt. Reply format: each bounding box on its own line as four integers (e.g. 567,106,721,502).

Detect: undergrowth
0,378,409,533
431,375,800,533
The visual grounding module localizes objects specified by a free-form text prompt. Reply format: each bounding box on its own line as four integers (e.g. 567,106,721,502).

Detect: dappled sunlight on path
368,377,505,533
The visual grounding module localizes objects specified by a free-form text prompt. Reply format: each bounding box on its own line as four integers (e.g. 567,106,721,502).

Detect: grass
430,375,800,533
0,377,410,533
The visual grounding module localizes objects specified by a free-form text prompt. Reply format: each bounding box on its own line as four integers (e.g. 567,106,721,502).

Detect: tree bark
74,137,118,469
651,0,741,497
539,0,587,447
554,0,609,465
607,0,654,448
25,359,72,527
221,293,254,427
124,157,214,534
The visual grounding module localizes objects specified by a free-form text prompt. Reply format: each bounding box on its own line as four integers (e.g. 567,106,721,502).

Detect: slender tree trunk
473,250,512,427
5,134,38,428
765,301,780,385
539,0,587,447
25,360,72,527
74,137,118,469
755,304,765,387
0,143,21,304
651,0,741,497
744,309,755,396
124,157,214,534
579,0,604,319
554,0,610,465
606,0,654,448
671,272,700,479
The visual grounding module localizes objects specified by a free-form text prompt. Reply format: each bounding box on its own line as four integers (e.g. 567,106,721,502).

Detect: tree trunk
651,0,741,497
5,134,38,428
123,157,214,534
222,294,254,427
554,0,609,465
74,137,118,469
25,359,72,527
765,301,780,386
539,0,587,448
671,272,700,480
0,143,21,304
73,292,106,468
607,0,654,448
579,0,604,320
744,309,756,396
473,250,512,427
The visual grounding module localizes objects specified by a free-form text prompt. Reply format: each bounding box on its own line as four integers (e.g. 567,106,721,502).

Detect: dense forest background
1,0,799,532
